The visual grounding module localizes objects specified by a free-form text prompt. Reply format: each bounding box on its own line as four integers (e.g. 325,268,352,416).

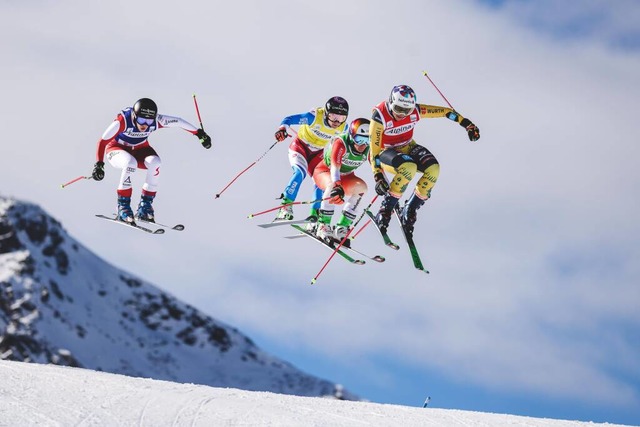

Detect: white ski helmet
388,85,416,118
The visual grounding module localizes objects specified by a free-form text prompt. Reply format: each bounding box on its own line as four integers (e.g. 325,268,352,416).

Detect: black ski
96,214,165,234
290,224,365,265
365,210,400,250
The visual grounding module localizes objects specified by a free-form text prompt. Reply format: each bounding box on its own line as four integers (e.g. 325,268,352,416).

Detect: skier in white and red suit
92,98,211,224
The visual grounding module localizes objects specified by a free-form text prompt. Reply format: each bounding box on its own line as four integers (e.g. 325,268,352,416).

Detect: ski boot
275,196,294,221
333,225,351,248
315,210,334,241
375,194,399,234
315,222,333,243
117,196,135,224
400,193,426,238
135,193,156,223
305,208,319,233
333,212,354,247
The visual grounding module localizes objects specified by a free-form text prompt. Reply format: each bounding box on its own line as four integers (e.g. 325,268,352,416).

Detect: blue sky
1,0,639,425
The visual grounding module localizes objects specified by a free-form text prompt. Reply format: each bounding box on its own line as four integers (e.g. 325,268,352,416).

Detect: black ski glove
274,125,289,142
460,118,480,142
373,172,389,196
196,128,212,149
92,161,105,181
329,181,345,204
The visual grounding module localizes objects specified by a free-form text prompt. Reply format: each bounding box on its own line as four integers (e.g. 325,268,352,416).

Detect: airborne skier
312,118,371,245
273,96,350,222
91,98,211,225
369,85,480,237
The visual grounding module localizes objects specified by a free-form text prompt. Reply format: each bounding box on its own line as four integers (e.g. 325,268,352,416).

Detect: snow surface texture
0,360,634,427
0,196,353,400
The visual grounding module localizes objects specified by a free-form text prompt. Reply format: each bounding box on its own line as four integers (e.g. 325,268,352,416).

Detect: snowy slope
0,196,354,399
0,360,633,427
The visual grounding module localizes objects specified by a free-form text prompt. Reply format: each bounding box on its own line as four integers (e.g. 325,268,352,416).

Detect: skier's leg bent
389,161,417,196
307,153,324,221
106,149,137,223
141,154,161,194
338,174,367,228
415,163,439,200
310,163,332,229
402,144,439,235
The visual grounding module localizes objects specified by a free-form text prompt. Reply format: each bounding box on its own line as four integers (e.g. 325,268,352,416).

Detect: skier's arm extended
280,111,316,127
417,104,480,141
156,114,199,134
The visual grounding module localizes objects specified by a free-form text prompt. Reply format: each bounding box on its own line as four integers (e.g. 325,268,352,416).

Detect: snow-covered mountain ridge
0,196,355,399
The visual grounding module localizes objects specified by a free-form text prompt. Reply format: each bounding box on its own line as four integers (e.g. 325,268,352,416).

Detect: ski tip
355,260,366,265
373,256,386,263
172,225,185,231
153,228,165,234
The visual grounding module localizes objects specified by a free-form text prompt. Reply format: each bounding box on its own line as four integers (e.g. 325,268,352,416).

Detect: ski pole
351,219,371,240
310,194,377,285
193,94,204,130
214,127,297,199
310,224,357,285
60,175,92,189
216,140,278,199
422,70,455,110
350,194,379,240
247,197,329,218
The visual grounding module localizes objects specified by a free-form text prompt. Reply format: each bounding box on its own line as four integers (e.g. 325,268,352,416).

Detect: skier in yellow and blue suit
370,85,480,237
273,96,349,224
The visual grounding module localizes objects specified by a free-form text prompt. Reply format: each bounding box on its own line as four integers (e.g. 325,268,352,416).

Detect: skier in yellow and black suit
370,85,480,237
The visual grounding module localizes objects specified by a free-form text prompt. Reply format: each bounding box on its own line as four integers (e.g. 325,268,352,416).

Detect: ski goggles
327,113,347,124
136,117,154,125
391,104,413,117
353,135,369,145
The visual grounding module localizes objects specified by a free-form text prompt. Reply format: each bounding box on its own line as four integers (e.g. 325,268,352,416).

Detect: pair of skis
365,208,429,274
95,214,184,235
259,219,385,265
